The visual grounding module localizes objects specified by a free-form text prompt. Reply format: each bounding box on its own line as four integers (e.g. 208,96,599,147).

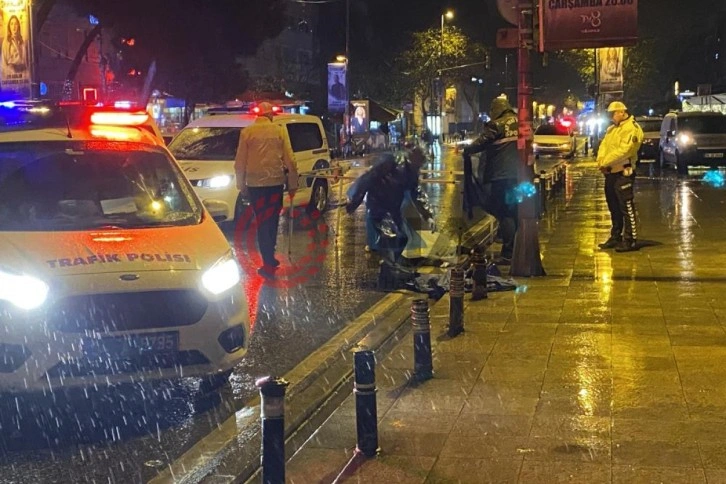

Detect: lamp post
438,10,454,139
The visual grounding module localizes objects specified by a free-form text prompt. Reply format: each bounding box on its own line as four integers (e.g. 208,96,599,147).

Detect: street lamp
437,10,454,139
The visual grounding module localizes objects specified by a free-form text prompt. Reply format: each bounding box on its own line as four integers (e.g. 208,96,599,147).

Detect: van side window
286,123,323,152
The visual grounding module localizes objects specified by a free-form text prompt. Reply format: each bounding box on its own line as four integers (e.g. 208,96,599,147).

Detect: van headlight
201,254,241,295
677,133,693,146
0,269,49,310
202,175,233,189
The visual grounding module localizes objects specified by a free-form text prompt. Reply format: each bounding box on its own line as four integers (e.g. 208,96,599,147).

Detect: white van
168,112,337,223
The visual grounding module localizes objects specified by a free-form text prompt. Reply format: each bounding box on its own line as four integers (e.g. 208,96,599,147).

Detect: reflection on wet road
0,149,467,482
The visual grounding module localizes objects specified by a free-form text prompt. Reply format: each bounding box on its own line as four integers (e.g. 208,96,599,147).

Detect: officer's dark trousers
488,179,518,258
604,172,637,242
248,185,284,267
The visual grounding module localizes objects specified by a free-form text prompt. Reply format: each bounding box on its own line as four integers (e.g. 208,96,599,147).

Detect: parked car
635,116,663,162
0,101,249,394
533,122,576,159
168,111,338,224
659,112,726,174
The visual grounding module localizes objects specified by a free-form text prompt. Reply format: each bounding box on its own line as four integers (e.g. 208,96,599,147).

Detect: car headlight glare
0,270,49,310
677,133,693,146
204,175,233,189
560,143,571,148
201,256,241,295
532,143,539,149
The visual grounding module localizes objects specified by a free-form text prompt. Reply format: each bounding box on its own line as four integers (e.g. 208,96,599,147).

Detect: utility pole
510,0,545,277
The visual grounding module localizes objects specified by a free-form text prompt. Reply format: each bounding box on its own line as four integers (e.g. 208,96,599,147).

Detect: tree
55,0,286,110
397,26,489,128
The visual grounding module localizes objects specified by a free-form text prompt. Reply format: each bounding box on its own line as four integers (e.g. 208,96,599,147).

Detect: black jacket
464,109,519,181
346,153,431,224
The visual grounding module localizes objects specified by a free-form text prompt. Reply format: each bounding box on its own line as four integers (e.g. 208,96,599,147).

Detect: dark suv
659,112,726,174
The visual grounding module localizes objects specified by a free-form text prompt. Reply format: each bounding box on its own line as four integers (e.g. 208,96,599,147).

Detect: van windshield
0,141,202,232
680,116,726,134
169,127,242,160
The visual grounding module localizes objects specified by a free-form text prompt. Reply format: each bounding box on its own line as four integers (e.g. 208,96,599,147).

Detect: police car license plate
705,153,724,158
82,332,179,358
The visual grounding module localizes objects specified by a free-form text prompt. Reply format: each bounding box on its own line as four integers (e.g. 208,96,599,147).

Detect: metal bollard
256,376,289,484
470,247,488,301
448,267,465,337
411,299,433,381
354,349,379,457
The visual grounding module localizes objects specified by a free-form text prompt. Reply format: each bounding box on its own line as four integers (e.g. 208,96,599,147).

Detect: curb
150,215,498,484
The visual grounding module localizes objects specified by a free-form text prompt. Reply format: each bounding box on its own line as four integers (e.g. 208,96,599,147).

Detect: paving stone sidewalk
281,159,726,483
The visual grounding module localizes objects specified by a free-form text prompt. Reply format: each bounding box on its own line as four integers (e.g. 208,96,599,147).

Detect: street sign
496,28,519,49
496,0,518,25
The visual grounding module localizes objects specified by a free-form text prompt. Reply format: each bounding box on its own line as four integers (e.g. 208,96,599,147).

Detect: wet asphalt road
0,146,471,483
4,141,718,483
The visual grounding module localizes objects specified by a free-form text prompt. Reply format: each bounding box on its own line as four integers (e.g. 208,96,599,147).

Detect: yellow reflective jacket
596,116,644,174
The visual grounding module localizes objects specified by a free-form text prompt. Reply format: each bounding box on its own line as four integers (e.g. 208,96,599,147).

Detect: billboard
597,47,623,92
539,0,638,51
350,100,369,134
327,62,347,113
0,0,32,97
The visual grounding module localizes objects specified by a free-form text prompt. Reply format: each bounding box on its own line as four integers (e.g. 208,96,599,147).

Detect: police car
0,100,249,394
168,106,337,224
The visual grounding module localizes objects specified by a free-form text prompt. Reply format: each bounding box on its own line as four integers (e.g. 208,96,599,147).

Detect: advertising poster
327,62,347,113
444,87,457,114
0,0,32,97
539,0,638,51
350,100,369,134
598,47,623,92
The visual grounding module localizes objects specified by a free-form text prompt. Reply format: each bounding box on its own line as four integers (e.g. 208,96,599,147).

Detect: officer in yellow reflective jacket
596,101,644,252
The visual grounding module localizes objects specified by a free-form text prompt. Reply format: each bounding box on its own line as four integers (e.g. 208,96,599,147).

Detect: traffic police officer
596,101,644,252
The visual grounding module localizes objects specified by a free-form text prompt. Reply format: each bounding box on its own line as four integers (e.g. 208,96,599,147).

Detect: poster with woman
0,0,32,97
598,47,623,93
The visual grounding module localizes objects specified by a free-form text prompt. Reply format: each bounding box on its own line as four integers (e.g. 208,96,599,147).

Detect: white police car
0,100,249,393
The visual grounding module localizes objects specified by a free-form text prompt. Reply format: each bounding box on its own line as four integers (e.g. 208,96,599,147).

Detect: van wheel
658,149,667,169
307,180,328,214
675,151,688,175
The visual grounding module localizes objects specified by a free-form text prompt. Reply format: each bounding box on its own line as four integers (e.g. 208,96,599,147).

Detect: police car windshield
638,120,662,132
0,141,202,232
168,127,242,160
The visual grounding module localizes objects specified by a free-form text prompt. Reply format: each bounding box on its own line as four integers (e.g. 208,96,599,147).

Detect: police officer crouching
596,101,644,252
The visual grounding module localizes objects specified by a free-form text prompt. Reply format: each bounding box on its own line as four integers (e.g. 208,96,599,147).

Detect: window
168,127,242,161
286,123,323,152
680,115,726,134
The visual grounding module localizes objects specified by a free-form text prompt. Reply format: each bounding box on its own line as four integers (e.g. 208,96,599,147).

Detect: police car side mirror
203,200,229,222
666,130,675,138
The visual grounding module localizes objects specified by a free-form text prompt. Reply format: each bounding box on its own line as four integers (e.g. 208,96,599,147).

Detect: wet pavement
284,158,726,483
0,146,485,483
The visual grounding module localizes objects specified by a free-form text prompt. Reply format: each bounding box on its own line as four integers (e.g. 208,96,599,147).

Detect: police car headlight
203,176,233,189
560,143,571,149
0,269,49,310
202,254,241,295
